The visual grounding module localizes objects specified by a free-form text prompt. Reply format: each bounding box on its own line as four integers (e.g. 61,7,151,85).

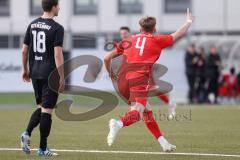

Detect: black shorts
32,79,59,109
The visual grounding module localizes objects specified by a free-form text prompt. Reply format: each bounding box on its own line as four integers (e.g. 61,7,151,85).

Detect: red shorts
117,72,151,106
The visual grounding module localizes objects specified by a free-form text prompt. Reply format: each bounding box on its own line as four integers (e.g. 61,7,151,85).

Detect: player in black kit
20,0,64,156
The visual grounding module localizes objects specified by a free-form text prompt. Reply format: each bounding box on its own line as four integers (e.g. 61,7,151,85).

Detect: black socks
39,113,52,151
26,108,41,136
26,109,53,151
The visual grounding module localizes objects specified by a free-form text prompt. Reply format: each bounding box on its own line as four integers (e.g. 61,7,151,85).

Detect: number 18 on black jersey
24,17,64,79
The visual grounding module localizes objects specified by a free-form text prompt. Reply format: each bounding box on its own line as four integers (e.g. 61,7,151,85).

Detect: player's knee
41,107,54,114
130,103,145,116
37,103,42,108
145,103,152,112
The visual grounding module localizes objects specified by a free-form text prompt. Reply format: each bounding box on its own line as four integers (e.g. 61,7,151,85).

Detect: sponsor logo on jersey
35,55,43,61
31,22,51,30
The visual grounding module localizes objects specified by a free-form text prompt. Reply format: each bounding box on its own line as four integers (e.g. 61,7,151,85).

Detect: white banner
0,50,33,92
0,49,188,103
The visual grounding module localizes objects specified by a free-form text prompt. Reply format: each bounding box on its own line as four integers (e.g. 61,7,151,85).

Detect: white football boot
20,131,30,154
158,136,176,152
107,119,122,146
37,148,58,156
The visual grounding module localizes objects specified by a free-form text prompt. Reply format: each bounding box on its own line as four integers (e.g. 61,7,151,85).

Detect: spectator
185,44,198,103
195,47,207,103
228,67,238,98
218,71,230,103
218,67,238,104
205,46,222,104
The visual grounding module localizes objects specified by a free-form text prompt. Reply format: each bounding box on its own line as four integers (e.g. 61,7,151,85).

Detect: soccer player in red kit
104,9,194,152
118,26,177,118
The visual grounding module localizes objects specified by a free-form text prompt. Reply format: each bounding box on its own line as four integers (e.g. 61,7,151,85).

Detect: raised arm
171,8,195,42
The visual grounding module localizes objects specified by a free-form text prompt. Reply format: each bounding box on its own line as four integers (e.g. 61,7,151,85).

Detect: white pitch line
0,148,240,158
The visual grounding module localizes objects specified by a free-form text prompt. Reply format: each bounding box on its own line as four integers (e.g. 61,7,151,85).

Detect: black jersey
24,17,64,79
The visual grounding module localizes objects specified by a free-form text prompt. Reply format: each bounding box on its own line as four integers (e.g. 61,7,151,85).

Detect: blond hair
139,16,156,32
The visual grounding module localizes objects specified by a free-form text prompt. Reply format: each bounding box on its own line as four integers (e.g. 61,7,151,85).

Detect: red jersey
116,33,173,79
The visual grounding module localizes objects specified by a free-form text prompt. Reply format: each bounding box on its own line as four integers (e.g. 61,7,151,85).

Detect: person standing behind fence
228,67,238,103
205,46,222,104
195,47,207,103
185,44,198,103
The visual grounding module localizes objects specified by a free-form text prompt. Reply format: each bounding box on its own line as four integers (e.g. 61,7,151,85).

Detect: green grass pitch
0,93,240,160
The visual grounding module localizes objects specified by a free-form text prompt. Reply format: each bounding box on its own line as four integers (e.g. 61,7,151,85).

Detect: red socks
143,110,162,139
158,94,169,104
121,110,141,127
120,106,162,140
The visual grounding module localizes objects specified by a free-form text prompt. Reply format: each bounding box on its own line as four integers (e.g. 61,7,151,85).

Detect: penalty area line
0,148,240,158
